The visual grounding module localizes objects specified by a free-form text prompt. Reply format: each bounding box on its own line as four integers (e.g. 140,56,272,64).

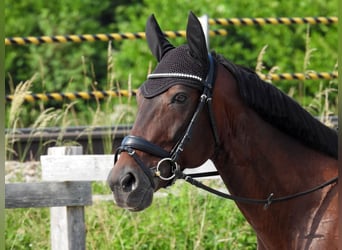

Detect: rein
114,53,338,207
176,171,338,209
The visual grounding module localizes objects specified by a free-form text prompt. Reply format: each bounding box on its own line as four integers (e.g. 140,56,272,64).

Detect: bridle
114,53,338,208
115,53,219,186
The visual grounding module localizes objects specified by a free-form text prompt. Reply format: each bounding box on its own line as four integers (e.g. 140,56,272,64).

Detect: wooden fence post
47,146,88,250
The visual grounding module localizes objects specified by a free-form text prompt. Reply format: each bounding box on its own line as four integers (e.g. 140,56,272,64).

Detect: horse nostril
120,173,136,192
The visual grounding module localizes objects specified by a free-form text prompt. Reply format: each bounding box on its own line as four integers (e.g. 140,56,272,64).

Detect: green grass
6,182,257,250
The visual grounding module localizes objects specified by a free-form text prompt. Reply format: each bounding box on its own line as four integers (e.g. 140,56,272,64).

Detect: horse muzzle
107,135,183,211
107,163,154,211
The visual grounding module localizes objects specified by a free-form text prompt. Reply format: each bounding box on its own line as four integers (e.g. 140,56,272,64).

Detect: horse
107,12,338,249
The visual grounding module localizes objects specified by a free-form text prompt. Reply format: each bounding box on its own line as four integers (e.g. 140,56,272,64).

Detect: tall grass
88,183,256,250
6,77,34,159
5,42,136,160
254,27,338,128
65,41,136,155
302,25,338,126
5,76,65,161
5,182,257,250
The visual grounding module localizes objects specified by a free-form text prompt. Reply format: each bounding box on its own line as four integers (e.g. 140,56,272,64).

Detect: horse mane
214,53,338,159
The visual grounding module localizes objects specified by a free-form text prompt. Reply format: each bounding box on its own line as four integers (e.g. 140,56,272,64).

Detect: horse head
107,12,218,211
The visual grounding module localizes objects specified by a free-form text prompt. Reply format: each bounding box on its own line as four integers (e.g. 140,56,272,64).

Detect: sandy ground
5,161,41,183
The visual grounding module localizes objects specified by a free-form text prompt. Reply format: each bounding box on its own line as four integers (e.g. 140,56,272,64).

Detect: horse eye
172,93,188,104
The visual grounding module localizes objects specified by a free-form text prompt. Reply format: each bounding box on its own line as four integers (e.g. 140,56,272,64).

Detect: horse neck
210,64,338,248
213,107,337,196
211,64,337,194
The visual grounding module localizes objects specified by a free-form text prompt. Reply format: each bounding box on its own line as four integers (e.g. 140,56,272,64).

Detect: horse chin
113,186,154,212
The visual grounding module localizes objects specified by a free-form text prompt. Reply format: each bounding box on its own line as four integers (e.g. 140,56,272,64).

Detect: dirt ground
5,161,41,183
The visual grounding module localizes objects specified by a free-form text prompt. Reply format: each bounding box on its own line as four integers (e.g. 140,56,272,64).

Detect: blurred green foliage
113,0,338,101
5,0,338,126
6,0,126,93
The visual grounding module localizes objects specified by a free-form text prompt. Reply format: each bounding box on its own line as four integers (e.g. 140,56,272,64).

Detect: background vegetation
5,0,338,127
5,1,338,249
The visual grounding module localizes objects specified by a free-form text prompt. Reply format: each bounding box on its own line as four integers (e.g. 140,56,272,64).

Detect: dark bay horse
107,12,338,249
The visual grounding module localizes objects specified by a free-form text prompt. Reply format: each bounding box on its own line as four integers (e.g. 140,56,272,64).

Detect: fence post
47,146,87,250
198,14,210,50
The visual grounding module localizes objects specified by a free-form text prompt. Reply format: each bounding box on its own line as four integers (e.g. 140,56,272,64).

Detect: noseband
115,53,219,188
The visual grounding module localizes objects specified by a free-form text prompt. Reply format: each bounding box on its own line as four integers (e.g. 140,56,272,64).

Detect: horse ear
186,11,209,64
145,14,175,62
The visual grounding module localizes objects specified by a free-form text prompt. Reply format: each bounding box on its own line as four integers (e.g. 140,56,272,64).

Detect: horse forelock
214,53,338,159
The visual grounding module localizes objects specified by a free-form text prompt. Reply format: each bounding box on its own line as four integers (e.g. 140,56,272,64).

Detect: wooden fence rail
6,145,216,250
5,146,92,250
5,182,92,209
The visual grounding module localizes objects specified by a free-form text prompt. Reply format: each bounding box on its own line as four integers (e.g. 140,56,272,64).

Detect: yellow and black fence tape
209,16,337,26
6,89,138,103
5,16,337,46
5,30,228,46
258,71,338,81
5,72,338,104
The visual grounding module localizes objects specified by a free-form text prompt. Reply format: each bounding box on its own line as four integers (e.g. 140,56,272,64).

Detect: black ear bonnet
140,12,210,98
140,45,209,98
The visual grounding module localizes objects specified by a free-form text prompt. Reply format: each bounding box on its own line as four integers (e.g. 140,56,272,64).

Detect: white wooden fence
5,146,217,250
